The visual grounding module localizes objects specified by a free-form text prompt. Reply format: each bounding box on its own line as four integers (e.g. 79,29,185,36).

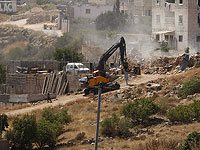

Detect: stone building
73,4,113,20
152,0,200,51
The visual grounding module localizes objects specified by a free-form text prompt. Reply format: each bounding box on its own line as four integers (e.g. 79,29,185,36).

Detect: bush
195,61,200,68
5,114,37,150
101,114,131,137
178,77,200,98
182,131,200,150
161,45,169,52
166,105,195,123
0,114,9,138
6,108,72,149
120,98,160,124
36,118,58,148
0,64,6,84
41,108,72,125
189,100,200,121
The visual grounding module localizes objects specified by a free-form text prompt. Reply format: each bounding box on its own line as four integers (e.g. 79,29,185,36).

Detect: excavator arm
97,37,128,72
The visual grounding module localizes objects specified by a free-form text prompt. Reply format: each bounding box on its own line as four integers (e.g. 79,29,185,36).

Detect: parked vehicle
66,63,90,73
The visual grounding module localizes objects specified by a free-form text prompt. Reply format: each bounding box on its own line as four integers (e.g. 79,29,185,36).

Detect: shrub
189,100,200,121
161,45,169,52
166,105,195,123
0,64,6,84
101,114,131,137
0,114,9,138
120,98,160,124
178,77,200,98
5,114,37,150
41,108,72,125
36,118,58,148
195,61,200,68
182,131,200,150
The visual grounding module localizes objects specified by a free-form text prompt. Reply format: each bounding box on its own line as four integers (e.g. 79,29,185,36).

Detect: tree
0,114,9,138
96,11,127,31
0,64,6,84
36,118,58,148
54,33,84,62
5,114,37,150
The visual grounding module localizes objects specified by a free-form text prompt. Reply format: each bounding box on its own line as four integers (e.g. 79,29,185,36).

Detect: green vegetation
101,114,132,137
195,61,200,68
96,0,127,31
0,114,9,138
6,108,72,149
183,131,200,150
53,33,84,62
166,101,200,123
0,64,6,84
36,0,50,5
96,11,127,31
166,105,194,123
178,77,200,98
120,98,160,124
6,114,37,150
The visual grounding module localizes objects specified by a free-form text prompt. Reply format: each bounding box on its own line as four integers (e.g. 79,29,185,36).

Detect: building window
165,35,169,41
179,35,183,42
156,0,160,5
179,15,183,24
156,15,160,23
198,0,200,7
86,9,91,14
179,0,183,5
198,13,200,24
197,36,200,42
156,34,160,41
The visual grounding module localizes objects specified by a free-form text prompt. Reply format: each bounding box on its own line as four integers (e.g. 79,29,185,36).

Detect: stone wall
0,94,56,103
6,74,46,94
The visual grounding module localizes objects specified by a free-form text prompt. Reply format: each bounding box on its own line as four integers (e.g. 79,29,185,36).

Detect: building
152,0,200,51
0,0,17,13
73,4,113,20
118,0,152,17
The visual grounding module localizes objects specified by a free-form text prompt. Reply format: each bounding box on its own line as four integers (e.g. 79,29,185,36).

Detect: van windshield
78,65,84,68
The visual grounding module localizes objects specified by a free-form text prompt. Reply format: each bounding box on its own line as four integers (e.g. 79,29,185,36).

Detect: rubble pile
144,53,200,75
0,25,55,49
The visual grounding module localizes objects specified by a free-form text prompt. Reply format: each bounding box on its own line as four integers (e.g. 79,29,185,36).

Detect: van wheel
84,88,90,95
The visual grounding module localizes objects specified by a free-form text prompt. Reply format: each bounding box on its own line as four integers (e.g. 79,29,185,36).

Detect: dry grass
0,14,10,22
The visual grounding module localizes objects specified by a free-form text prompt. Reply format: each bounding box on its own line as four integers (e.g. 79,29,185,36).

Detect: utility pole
95,83,103,150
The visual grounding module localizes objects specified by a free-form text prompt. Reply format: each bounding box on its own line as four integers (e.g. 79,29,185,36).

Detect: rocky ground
1,66,200,150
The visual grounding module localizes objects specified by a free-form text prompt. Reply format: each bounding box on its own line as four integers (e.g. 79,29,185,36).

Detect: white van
66,63,90,73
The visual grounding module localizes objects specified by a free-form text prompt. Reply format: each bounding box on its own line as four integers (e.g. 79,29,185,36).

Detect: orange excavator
80,37,129,95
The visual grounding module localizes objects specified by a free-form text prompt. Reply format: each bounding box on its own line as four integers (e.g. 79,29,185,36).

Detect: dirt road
4,74,168,117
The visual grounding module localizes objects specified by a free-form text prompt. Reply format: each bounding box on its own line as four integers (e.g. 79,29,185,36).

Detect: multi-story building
152,0,200,51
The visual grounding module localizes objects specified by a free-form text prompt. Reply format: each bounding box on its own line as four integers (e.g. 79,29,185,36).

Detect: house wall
152,0,200,51
73,4,113,20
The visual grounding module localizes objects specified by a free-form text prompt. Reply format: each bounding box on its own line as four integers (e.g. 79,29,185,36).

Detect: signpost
0,0,17,13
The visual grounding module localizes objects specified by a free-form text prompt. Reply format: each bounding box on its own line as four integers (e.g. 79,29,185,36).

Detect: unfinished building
152,0,200,52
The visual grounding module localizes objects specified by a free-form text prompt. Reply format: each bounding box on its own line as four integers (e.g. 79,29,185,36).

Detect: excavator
80,37,129,95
